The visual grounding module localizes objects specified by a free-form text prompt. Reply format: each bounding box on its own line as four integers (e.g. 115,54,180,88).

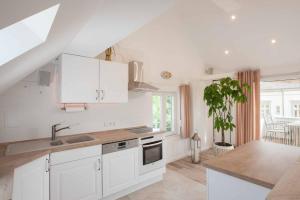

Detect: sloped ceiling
65,0,175,57
2,0,300,94
0,0,175,94
0,0,100,94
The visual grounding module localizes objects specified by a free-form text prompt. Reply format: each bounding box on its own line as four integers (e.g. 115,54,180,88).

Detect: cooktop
127,127,154,134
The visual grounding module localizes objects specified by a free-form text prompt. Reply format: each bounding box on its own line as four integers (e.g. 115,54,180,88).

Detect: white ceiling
1,0,300,93
0,0,100,93
65,0,174,57
176,0,300,74
113,0,300,81
0,0,175,94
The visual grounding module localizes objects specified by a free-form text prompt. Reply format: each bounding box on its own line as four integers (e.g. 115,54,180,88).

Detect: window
0,4,60,66
291,102,300,117
261,101,271,116
275,105,281,115
152,93,177,134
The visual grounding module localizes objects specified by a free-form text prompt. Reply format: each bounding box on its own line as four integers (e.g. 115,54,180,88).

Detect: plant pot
213,142,234,155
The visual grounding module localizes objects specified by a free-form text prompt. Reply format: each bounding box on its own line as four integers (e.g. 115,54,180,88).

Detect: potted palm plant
203,77,250,154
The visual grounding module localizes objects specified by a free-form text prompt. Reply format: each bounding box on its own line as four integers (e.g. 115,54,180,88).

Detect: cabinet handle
100,90,105,101
97,158,101,171
96,89,100,100
45,158,50,173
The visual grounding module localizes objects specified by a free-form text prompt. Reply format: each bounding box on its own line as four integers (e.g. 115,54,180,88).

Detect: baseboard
166,151,190,164
166,146,213,164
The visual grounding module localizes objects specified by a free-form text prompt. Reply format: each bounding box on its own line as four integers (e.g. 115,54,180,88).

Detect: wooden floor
167,148,215,185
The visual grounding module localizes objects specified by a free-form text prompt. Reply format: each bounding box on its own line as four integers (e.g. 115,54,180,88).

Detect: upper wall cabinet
58,54,128,103
59,54,99,103
99,60,128,103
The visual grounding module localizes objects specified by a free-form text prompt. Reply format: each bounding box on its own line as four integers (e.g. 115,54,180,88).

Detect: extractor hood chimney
128,61,158,92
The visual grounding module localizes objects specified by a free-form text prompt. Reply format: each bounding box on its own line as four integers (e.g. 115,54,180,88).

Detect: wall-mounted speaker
38,70,52,86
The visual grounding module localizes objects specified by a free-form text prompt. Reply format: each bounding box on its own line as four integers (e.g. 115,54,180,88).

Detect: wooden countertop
0,128,164,177
267,161,300,200
203,141,300,189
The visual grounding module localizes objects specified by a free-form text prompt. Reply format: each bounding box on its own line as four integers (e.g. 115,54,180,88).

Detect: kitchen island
203,141,300,200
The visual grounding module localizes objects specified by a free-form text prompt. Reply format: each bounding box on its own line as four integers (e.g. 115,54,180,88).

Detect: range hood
128,61,158,92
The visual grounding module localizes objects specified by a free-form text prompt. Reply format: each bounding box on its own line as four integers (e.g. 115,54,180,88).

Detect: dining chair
263,114,289,144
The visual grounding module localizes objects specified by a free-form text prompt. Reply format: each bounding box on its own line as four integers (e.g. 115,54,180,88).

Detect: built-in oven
143,140,163,165
139,135,165,175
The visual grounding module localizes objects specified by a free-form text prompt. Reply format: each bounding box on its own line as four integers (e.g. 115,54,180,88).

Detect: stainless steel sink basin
50,140,64,146
65,135,94,144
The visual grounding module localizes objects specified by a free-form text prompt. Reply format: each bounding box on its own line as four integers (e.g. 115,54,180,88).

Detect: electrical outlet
104,121,116,128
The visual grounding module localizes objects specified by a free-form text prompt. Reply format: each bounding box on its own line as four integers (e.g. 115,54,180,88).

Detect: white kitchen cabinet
102,147,138,197
58,54,128,104
50,156,102,200
59,53,100,103
99,60,128,103
12,155,49,200
50,145,102,200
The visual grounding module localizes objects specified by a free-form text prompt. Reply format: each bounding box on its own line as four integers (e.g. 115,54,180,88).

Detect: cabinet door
103,147,138,197
50,156,102,200
99,60,128,103
59,54,99,103
12,155,49,200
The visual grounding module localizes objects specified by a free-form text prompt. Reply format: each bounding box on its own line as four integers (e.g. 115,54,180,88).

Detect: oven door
142,140,163,165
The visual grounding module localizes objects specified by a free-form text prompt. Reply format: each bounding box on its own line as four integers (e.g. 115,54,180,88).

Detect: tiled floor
119,149,215,200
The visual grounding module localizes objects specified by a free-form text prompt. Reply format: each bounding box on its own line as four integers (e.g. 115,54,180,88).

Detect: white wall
191,80,214,150
0,63,152,142
0,62,202,164
0,64,217,165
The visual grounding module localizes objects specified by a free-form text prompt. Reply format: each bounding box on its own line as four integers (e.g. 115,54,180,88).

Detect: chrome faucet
51,124,70,141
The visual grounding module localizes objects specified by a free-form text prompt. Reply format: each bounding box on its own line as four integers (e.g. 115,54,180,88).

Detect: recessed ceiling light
231,15,236,21
271,39,277,44
224,50,230,55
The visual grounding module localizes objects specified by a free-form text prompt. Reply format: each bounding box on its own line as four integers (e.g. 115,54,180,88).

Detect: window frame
291,101,300,118
261,101,271,116
152,92,178,136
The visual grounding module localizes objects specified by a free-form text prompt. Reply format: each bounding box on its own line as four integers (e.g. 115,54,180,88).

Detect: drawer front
50,145,102,165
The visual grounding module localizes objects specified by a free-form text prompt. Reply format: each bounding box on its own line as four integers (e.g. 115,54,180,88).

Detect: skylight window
0,4,60,66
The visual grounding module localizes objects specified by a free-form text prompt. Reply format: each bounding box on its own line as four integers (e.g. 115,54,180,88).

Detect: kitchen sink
50,140,64,146
65,135,94,144
6,140,63,155
5,135,95,155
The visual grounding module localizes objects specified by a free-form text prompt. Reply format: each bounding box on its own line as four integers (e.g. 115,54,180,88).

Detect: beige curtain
236,70,260,146
179,84,192,138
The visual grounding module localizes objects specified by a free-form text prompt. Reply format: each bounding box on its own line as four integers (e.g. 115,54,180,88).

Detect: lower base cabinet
50,156,102,200
12,155,49,200
50,145,102,200
12,144,142,200
102,147,139,197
